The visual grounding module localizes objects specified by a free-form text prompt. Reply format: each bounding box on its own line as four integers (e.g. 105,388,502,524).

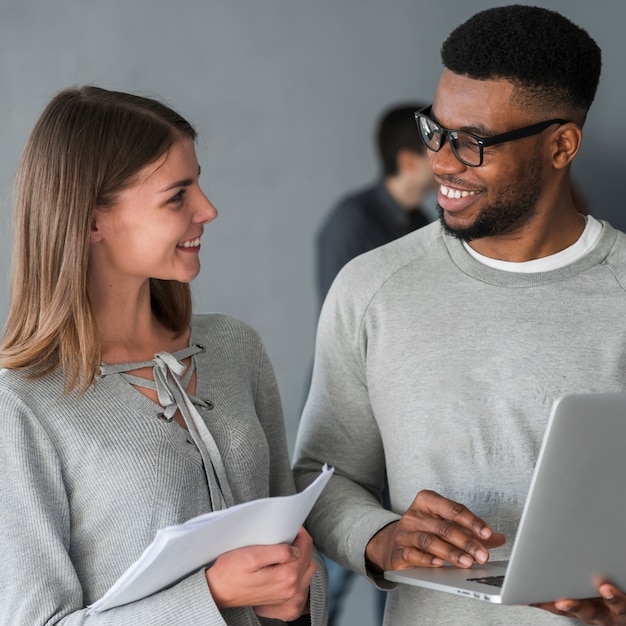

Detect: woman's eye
169,189,187,204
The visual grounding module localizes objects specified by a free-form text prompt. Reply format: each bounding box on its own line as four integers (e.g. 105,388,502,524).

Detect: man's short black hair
441,5,601,120
376,103,428,177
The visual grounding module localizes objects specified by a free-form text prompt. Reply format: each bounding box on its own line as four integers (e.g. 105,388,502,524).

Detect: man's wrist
365,521,396,573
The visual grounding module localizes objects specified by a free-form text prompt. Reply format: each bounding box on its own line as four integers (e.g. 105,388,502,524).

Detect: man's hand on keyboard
365,489,505,573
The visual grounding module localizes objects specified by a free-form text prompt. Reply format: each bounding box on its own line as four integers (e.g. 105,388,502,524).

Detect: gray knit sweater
0,314,326,626
294,220,626,625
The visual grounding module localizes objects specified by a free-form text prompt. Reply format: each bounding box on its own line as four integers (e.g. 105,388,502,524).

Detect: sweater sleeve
293,267,400,579
252,339,328,626
253,340,297,499
0,389,227,626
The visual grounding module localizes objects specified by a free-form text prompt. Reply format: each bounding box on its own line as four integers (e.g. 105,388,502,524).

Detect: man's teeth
440,184,477,199
179,237,201,248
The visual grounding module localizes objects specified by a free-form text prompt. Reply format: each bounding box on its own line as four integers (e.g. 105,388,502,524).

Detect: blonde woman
0,86,326,626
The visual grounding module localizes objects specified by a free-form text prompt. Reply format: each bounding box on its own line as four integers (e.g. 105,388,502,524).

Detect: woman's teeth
179,237,201,248
440,184,477,199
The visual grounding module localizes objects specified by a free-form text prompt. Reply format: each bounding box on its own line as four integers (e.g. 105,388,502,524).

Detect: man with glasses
295,5,626,625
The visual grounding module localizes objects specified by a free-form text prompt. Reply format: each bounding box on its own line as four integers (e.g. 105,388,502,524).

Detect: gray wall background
1,2,624,623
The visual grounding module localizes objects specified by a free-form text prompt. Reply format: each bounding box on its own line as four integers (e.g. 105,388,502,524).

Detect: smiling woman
89,138,216,295
0,86,327,626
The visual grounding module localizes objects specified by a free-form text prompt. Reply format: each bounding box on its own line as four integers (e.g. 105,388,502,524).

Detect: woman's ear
551,123,582,170
89,212,103,243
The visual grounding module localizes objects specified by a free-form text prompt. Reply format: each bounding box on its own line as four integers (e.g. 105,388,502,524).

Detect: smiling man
294,5,626,626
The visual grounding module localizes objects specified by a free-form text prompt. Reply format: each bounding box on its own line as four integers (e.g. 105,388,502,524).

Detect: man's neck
467,209,586,262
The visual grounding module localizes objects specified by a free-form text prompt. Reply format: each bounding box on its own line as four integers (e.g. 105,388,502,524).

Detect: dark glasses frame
414,106,571,167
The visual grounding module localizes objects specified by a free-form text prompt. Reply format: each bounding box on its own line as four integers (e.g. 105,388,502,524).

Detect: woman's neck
91,282,188,364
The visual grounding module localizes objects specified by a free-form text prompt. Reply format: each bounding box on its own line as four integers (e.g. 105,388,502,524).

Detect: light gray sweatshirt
0,313,326,626
294,220,626,625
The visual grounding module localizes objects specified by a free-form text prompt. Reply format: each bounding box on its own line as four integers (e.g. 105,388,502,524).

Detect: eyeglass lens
417,116,482,167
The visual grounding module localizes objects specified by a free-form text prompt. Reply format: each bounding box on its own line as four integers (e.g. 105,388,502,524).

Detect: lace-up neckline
99,344,233,511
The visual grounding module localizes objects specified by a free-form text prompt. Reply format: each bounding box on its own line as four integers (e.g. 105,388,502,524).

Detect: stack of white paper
88,464,333,613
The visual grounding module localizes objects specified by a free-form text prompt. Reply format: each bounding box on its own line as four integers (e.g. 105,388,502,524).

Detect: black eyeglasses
414,106,570,167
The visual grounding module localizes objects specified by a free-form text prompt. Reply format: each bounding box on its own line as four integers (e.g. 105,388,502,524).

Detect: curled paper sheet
88,464,333,614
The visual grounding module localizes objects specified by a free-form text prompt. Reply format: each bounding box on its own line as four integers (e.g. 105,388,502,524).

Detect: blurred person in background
317,103,436,302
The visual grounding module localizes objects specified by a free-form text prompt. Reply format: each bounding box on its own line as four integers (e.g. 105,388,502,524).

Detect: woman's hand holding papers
205,526,317,621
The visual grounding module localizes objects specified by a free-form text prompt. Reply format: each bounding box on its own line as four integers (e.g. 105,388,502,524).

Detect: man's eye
452,133,480,153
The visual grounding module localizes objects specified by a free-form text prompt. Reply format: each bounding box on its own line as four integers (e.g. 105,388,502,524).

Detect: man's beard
438,158,542,242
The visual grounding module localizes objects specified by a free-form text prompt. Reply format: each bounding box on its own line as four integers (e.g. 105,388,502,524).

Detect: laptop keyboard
467,575,505,588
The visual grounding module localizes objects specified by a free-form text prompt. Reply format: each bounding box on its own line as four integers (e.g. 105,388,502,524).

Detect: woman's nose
196,193,218,224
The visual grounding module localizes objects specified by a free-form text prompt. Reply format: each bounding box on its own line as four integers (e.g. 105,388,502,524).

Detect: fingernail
601,586,614,600
292,547,301,558
460,555,474,567
475,549,488,563
556,601,574,611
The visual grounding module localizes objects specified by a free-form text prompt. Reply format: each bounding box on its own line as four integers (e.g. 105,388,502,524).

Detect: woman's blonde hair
0,86,196,393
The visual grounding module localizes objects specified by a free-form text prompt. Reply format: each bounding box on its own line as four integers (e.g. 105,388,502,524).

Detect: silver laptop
384,391,626,605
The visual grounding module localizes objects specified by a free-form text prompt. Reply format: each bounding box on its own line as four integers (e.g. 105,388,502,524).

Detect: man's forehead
432,70,524,130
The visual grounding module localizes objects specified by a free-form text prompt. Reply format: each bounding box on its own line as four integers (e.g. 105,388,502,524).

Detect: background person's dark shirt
316,182,430,301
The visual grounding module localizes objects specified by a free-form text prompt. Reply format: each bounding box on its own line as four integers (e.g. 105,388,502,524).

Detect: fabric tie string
153,351,186,420
99,346,234,511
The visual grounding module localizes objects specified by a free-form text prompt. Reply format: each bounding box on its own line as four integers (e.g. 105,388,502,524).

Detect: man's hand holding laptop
536,583,626,625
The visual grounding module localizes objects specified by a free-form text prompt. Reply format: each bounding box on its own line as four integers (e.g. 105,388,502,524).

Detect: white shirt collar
462,215,603,273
